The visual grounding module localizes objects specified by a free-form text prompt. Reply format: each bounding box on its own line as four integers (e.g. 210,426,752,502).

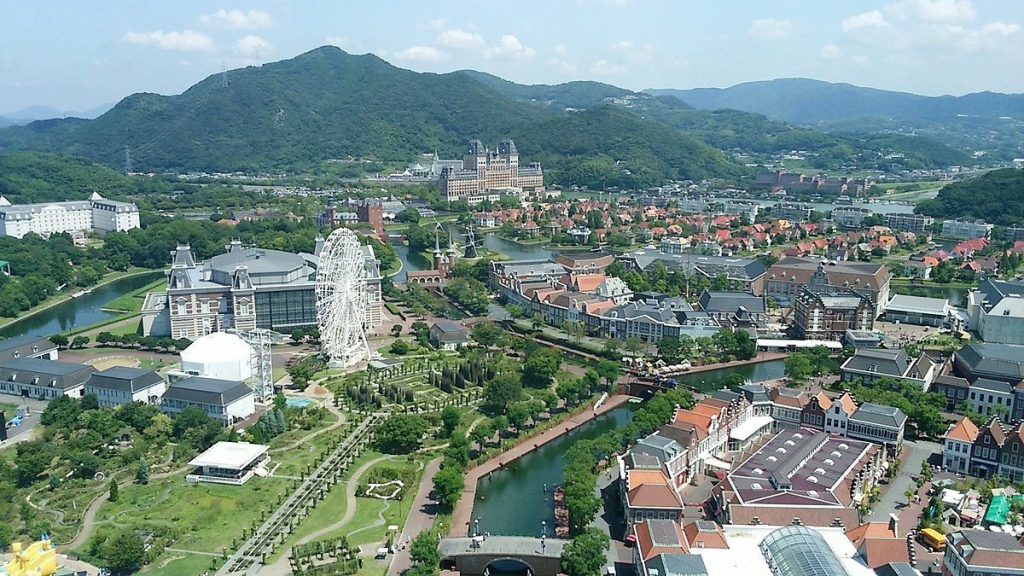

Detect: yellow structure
4,539,58,576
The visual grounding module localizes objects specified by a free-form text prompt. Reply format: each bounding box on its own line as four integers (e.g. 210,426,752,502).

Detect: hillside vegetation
0,47,744,189
916,168,1024,227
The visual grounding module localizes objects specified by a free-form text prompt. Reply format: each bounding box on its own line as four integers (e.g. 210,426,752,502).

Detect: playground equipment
4,538,58,576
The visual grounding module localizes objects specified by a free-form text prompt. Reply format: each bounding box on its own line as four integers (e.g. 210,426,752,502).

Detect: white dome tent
180,332,254,382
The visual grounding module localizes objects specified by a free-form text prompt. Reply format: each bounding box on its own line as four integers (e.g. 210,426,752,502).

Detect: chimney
889,513,899,538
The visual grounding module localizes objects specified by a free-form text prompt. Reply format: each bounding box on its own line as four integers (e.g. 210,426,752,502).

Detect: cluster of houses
0,333,260,426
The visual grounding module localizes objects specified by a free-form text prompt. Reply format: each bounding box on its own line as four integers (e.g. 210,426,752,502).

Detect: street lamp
475,518,480,538
541,520,547,538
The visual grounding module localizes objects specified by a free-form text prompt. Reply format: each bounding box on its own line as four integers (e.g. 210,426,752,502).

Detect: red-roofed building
623,470,685,523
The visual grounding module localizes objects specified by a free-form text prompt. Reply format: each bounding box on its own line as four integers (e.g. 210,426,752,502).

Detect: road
868,439,941,523
388,457,443,576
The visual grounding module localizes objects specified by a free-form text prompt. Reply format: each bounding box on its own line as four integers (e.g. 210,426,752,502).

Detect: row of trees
655,329,757,364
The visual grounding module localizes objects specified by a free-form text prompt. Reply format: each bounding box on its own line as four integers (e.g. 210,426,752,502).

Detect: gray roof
0,358,96,390
647,554,709,576
698,290,766,314
874,563,921,576
86,367,163,394
850,402,907,429
974,278,1024,317
738,383,771,404
842,349,911,378
886,294,949,316
630,451,664,469
607,302,679,324
646,519,685,547
0,335,57,362
163,377,252,406
619,250,767,281
971,378,1013,394
818,295,865,309
954,343,1024,383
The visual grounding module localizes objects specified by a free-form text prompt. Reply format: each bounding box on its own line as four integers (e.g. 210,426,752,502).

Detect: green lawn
0,402,19,417
93,476,291,555
140,552,216,576
101,279,165,313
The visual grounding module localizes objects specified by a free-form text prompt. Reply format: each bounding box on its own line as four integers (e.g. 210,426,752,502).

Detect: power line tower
221,61,229,88
123,146,132,175
234,328,276,403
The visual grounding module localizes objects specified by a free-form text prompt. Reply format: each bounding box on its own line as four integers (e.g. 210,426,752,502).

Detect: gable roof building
0,357,95,400
85,366,166,408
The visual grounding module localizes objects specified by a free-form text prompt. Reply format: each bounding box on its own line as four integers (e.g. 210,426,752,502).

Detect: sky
1,0,1022,114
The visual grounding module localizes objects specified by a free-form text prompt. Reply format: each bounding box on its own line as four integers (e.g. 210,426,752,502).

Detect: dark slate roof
697,291,767,314
739,383,771,404
163,377,252,406
607,302,678,323
875,563,922,576
972,378,1013,394
712,389,743,404
86,367,164,394
0,358,96,390
954,343,1024,383
850,402,907,429
0,335,57,362
620,251,766,281
842,349,911,378
647,553,709,576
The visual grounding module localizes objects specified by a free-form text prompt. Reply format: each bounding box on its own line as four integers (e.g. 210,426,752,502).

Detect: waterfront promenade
449,394,631,537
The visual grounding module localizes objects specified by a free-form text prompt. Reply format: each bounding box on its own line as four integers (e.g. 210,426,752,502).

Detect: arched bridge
439,537,568,576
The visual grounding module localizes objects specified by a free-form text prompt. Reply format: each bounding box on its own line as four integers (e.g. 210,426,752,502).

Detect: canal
472,359,786,536
0,272,163,340
390,232,552,282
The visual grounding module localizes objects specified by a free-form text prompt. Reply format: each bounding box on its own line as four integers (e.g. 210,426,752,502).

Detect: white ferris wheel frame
315,227,370,368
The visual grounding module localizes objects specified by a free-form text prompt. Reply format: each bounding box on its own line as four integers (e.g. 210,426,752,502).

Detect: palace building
439,139,544,205
0,192,140,239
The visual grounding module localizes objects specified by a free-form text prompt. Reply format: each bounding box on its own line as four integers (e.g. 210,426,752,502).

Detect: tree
484,373,523,413
390,339,412,355
390,324,403,337
290,329,305,344
595,360,620,389
563,320,585,343
471,322,504,348
657,337,683,363
49,334,69,349
624,337,644,357
440,407,461,438
507,403,531,434
470,421,492,449
561,528,609,576
522,347,560,388
71,335,90,349
785,353,814,384
396,208,422,224
102,529,146,574
409,531,440,569
108,479,119,502
432,464,465,511
375,414,429,454
136,458,149,485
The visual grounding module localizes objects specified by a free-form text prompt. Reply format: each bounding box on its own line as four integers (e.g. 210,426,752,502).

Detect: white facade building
0,193,140,239
179,332,254,382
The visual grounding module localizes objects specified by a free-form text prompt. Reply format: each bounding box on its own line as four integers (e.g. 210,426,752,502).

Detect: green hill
0,47,745,189
916,168,1024,227
456,70,632,109
0,151,146,203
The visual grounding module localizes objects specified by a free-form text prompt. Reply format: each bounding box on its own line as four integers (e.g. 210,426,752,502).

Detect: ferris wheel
315,227,369,368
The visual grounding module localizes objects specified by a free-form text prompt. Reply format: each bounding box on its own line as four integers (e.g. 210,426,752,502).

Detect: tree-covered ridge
0,47,747,189
916,168,1024,227
0,152,147,203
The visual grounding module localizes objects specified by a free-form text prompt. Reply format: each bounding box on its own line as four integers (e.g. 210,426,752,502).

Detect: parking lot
1,397,49,449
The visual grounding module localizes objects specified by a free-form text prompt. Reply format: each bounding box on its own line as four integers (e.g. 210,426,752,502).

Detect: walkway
449,394,631,537
260,453,397,576
388,457,443,576
218,413,384,576
868,440,940,523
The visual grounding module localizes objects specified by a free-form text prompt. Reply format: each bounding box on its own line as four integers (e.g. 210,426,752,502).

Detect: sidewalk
449,394,631,537
388,457,443,576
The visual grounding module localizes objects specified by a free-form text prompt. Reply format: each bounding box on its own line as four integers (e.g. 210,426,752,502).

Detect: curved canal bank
0,271,163,340
450,394,632,537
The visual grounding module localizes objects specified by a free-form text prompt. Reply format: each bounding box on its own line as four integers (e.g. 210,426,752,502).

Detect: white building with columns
0,192,140,238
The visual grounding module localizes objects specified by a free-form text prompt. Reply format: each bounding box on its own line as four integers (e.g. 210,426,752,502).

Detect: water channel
390,232,552,281
0,272,163,340
471,359,786,536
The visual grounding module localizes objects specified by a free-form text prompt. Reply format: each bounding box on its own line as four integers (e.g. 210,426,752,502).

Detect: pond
470,359,786,536
0,272,164,340
390,232,553,282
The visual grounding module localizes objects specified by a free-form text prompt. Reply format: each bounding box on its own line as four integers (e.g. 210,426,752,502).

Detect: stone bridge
439,537,567,576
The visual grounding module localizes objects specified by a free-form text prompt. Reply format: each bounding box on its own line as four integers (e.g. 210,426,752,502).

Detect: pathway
388,457,443,576
259,453,396,576
449,394,631,537
868,440,940,523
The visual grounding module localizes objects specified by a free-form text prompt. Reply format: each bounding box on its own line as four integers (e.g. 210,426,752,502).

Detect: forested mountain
0,47,743,188
0,152,142,203
916,168,1024,227
472,74,973,171
647,78,1024,124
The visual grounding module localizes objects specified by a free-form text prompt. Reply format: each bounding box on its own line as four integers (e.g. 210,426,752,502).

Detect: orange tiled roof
944,416,980,443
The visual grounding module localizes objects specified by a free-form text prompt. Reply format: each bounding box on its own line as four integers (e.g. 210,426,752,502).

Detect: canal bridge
439,537,567,576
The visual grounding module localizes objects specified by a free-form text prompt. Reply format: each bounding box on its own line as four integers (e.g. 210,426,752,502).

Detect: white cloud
483,35,535,59
236,35,270,57
547,57,578,74
423,18,448,32
981,21,1021,35
435,28,486,50
590,59,625,76
554,44,569,57
842,10,889,32
122,30,214,51
820,43,844,59
895,0,975,23
749,18,793,39
610,40,654,63
393,46,446,63
200,9,274,29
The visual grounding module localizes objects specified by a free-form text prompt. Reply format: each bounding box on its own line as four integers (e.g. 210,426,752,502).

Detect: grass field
101,278,165,313
0,402,19,416
140,552,215,576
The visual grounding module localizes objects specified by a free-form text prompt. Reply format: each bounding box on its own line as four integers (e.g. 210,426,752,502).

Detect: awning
705,456,732,471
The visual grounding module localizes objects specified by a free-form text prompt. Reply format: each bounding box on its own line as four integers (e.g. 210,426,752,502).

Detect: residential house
942,417,979,475
942,530,1024,576
847,403,907,453
970,418,1005,478
0,358,94,400
428,320,470,350
622,469,685,523
839,348,938,390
